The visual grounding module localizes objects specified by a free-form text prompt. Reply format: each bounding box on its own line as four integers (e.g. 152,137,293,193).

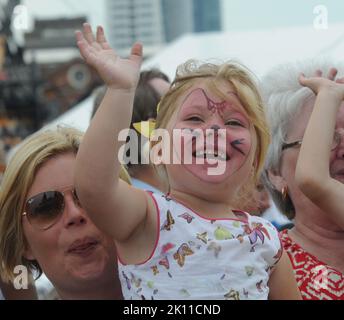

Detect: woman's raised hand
75,23,142,91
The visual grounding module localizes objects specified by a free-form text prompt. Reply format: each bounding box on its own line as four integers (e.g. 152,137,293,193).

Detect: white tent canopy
44,23,344,133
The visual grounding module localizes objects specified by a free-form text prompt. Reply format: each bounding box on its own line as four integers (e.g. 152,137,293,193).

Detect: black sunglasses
22,188,81,230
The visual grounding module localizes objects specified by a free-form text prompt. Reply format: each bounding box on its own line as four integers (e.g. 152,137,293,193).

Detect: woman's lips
67,237,99,256
331,167,344,178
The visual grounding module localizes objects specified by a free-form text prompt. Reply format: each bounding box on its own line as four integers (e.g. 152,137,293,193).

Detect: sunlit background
1,0,344,168
0,0,344,299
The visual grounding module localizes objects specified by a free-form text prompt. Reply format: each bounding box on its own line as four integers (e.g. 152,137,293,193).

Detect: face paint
202,89,229,117
167,83,254,185
210,125,220,130
230,139,245,155
180,88,232,120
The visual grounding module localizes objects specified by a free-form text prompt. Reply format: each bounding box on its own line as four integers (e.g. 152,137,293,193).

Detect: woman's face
22,152,117,292
276,97,344,209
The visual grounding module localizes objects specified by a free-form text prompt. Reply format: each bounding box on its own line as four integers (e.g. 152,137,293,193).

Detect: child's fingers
96,26,111,50
327,68,338,80
335,77,344,84
75,30,89,59
76,36,98,65
298,73,308,86
314,69,323,77
75,30,84,43
82,23,96,44
76,40,91,61
130,42,143,65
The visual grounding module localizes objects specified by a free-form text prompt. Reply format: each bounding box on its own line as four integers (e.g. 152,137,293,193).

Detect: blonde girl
75,24,301,300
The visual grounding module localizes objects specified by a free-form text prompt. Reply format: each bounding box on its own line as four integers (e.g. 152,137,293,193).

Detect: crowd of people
0,23,343,300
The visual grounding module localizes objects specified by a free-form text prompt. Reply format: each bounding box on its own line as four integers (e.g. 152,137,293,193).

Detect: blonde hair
155,60,270,190
0,126,130,282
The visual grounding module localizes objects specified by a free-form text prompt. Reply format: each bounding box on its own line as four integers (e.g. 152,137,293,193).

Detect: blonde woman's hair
0,126,130,282
155,60,270,191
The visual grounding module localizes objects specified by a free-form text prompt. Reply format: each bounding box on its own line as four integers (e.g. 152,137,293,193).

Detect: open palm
299,69,344,100
75,23,142,90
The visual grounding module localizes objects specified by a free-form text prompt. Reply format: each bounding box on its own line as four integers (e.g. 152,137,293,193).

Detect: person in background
241,177,292,230
129,69,170,193
296,71,344,228
261,60,344,299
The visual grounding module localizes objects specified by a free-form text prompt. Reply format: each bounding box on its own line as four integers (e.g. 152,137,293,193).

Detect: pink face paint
168,85,254,184
179,88,232,120
202,89,229,117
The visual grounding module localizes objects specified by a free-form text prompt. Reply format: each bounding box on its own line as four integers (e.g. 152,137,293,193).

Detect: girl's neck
289,205,344,273
169,188,237,220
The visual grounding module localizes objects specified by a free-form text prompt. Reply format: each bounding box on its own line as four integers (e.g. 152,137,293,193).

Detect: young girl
75,23,300,300
296,70,344,229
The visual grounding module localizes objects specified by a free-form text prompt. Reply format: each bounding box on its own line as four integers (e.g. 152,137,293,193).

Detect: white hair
260,58,344,218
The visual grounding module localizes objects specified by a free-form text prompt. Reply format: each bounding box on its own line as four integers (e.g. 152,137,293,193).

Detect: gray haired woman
261,60,344,300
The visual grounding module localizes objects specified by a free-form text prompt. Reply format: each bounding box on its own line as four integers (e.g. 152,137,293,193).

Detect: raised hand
299,68,344,101
75,23,142,90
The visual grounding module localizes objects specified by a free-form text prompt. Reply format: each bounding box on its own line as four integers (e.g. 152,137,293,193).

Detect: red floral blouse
280,230,344,300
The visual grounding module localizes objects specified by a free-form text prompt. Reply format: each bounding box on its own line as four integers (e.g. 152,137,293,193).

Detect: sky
5,0,343,64
221,0,343,31
13,0,344,34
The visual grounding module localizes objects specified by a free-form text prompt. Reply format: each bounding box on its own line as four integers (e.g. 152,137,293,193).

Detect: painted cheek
227,128,252,157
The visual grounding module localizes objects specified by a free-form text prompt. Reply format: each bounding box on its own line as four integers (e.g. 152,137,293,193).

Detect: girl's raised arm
296,72,344,228
74,24,152,242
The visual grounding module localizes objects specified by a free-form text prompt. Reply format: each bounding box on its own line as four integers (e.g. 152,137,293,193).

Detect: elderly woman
261,60,344,300
0,127,128,299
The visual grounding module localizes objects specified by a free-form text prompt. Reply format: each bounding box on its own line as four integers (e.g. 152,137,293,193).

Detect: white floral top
118,192,283,300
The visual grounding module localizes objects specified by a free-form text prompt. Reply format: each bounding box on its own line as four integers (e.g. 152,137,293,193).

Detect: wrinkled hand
75,23,142,90
299,68,344,100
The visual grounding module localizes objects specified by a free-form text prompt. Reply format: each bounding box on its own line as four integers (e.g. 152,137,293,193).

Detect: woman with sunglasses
261,61,344,300
0,127,128,299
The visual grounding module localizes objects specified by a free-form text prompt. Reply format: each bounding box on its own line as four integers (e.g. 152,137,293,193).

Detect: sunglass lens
26,191,64,229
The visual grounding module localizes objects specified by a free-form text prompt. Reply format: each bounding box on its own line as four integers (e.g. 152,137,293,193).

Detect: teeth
194,150,227,161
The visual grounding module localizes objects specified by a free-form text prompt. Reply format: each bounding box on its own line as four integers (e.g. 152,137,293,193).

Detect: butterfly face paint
169,84,254,184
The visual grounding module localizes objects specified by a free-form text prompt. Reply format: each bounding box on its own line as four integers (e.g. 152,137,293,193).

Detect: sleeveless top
118,192,283,300
281,230,344,300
